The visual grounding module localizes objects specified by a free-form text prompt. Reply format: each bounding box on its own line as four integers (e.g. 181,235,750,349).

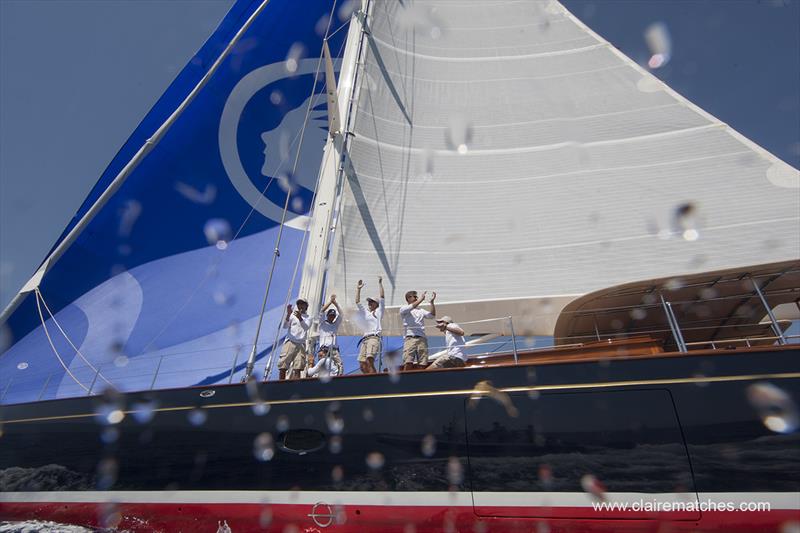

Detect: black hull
1,347,799,531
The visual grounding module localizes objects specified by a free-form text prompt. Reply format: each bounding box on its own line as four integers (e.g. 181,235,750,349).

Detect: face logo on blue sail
219,58,333,230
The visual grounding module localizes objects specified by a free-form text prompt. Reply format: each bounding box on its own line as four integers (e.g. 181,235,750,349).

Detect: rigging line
36,289,115,390
263,5,353,381
33,288,90,393
245,0,344,381
262,135,340,380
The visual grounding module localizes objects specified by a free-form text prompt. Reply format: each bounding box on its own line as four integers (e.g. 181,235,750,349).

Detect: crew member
306,346,341,378
317,294,344,376
278,298,311,380
428,315,467,369
399,290,436,370
355,276,384,374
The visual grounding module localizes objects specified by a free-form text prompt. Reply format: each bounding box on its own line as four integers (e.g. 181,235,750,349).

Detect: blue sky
1,0,798,309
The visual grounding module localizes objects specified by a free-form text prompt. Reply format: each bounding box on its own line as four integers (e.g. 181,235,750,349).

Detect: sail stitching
347,150,754,185
368,37,605,62
338,216,800,256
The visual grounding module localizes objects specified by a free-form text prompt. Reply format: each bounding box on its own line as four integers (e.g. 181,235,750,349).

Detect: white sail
318,0,799,336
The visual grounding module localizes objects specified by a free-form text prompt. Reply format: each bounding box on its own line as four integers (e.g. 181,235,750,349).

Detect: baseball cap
436,315,452,324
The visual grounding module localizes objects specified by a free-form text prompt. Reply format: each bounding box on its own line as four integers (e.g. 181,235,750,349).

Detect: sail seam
351,123,723,156
346,150,754,185
356,102,682,130
366,35,594,53
337,216,800,256
368,37,605,62
362,63,628,85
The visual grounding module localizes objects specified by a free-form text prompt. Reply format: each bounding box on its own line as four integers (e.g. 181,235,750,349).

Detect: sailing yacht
1,0,798,531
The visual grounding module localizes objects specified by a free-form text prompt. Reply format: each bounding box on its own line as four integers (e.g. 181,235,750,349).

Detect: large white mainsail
312,0,799,336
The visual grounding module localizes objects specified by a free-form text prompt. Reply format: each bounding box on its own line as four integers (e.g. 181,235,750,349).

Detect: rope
34,288,89,393
36,288,115,389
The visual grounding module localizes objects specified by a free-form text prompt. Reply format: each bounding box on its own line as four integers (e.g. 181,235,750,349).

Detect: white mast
299,0,373,325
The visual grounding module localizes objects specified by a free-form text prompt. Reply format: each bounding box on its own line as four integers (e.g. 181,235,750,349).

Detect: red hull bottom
2,502,798,532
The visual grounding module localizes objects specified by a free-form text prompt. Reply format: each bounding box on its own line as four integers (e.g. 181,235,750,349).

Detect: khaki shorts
358,336,381,362
402,336,429,365
278,341,306,370
428,355,466,369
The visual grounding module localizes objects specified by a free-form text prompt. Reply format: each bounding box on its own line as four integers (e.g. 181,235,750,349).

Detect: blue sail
1,0,349,403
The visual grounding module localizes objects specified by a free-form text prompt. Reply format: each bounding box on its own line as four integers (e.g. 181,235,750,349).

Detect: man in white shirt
355,276,384,374
316,294,344,376
306,346,341,378
278,298,311,380
428,315,467,369
398,290,436,370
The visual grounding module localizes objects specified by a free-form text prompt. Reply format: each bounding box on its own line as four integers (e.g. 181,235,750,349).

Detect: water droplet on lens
747,382,799,434
446,114,472,154
362,407,374,422
337,0,358,21
253,432,275,461
421,434,437,457
245,376,270,416
468,380,519,417
204,218,232,250
630,308,647,320
113,355,129,368
260,505,273,527
329,435,343,454
780,521,800,533
276,415,290,432
581,473,606,500
16,362,28,370
527,390,541,400
331,465,344,482
270,89,284,106
131,399,157,424
366,451,385,470
315,13,332,36
96,458,118,490
188,408,207,426
538,464,553,489
99,421,119,442
447,457,463,487
644,22,672,69
285,42,306,74
321,408,345,433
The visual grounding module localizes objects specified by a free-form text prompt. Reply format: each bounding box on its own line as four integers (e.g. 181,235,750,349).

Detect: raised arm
283,305,293,328
446,323,464,336
429,291,437,317
378,276,384,299
355,280,364,305
329,294,342,315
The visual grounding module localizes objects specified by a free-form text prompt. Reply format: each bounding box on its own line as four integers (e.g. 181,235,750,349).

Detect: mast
298,0,373,330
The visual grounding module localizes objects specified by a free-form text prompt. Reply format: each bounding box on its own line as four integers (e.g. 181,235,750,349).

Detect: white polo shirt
283,312,311,344
318,312,341,347
356,298,384,336
399,304,434,337
444,323,466,361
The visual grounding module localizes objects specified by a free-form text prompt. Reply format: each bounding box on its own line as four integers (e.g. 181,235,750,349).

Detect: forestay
322,0,800,336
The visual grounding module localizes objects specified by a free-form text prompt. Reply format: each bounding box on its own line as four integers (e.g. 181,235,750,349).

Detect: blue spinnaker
1,0,348,403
